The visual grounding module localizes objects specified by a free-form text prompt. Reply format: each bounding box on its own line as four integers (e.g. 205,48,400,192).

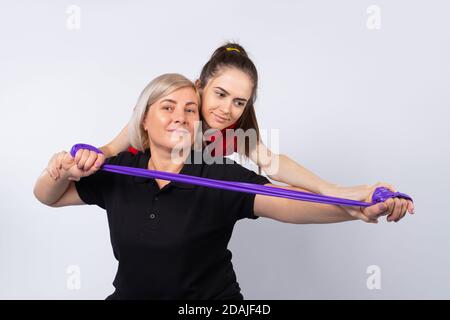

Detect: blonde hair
129,73,200,151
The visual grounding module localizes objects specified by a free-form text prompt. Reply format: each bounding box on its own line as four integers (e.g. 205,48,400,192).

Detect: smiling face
143,86,200,152
200,67,253,130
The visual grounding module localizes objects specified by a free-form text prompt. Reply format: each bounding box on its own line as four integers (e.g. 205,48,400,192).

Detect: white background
0,0,449,299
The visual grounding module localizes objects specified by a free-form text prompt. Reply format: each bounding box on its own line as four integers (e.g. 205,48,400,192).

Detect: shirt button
154,196,158,201
149,213,156,219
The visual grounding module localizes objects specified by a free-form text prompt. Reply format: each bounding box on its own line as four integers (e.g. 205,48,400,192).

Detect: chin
212,121,228,130
167,138,192,150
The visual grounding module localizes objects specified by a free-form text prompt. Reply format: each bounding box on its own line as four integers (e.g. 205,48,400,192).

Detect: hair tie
226,47,241,53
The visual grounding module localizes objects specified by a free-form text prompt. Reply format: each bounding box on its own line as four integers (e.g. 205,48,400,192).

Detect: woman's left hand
324,182,415,224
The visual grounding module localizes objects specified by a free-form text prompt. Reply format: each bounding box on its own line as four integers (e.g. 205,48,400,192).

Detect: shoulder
105,150,143,167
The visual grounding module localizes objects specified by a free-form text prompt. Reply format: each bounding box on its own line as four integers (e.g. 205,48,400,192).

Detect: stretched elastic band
70,144,413,207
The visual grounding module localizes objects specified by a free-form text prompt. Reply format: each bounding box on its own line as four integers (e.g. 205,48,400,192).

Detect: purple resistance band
70,144,413,208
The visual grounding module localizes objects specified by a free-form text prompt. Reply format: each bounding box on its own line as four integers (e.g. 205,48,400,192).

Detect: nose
218,99,232,116
172,107,187,124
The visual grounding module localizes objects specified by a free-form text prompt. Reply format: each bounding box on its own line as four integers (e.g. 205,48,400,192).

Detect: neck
202,121,212,135
147,143,187,174
203,121,221,139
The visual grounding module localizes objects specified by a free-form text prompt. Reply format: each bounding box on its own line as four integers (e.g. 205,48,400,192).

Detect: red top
205,123,238,157
127,123,239,157
128,146,139,155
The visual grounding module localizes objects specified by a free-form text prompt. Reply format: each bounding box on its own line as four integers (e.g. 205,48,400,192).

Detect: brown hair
198,42,260,159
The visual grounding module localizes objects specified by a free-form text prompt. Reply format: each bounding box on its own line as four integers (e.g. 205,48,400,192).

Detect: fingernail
378,204,386,211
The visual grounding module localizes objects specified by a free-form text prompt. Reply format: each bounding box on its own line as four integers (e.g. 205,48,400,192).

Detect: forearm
98,123,131,157
255,184,357,224
282,198,357,224
266,154,337,195
33,169,71,206
98,143,123,158
98,145,113,157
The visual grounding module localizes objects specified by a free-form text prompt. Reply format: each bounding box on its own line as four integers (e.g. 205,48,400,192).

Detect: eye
234,101,245,107
185,108,196,114
215,91,226,98
162,105,174,111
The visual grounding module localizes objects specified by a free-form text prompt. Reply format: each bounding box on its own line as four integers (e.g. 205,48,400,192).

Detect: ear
195,79,204,95
142,112,148,131
141,115,147,131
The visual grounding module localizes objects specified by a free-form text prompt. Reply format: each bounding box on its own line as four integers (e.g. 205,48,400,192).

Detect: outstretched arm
253,184,389,224
249,141,335,194
248,141,414,219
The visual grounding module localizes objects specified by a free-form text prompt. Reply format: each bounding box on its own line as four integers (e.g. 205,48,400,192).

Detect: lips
212,112,229,123
167,127,190,135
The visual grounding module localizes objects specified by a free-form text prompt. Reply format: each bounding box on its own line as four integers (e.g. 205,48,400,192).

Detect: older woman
34,73,399,300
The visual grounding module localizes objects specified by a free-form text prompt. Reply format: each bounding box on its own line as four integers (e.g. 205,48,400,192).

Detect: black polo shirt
74,149,270,300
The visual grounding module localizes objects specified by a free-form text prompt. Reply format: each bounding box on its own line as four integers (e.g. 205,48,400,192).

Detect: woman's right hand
47,149,105,181
60,150,105,182
72,148,106,173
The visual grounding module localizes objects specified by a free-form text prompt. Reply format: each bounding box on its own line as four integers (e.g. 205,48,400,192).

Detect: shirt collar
133,148,203,189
